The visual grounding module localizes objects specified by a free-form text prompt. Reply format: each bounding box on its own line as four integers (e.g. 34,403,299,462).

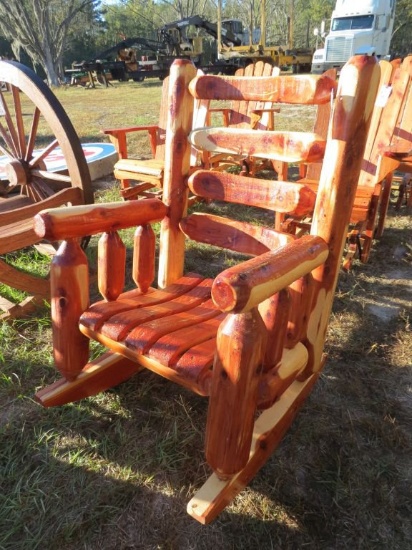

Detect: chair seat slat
80,273,205,331
99,279,213,342
125,298,220,354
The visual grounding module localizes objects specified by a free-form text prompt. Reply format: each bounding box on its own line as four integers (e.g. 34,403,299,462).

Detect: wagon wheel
0,60,93,206
0,61,93,319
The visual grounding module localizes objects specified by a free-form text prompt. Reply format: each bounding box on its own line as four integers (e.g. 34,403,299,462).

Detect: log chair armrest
34,198,167,241
382,143,412,160
103,125,159,157
206,107,231,126
212,234,329,313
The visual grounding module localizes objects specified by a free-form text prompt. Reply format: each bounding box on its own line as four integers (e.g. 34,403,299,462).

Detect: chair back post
304,55,381,376
158,59,197,288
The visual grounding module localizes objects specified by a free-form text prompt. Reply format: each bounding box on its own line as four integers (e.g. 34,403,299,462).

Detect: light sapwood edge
212,236,329,313
187,372,319,524
34,198,167,240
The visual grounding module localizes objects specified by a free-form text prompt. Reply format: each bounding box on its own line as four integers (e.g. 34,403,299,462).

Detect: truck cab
311,0,396,74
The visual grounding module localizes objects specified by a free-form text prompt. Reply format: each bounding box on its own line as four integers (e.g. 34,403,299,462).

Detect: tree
0,0,100,85
391,0,412,56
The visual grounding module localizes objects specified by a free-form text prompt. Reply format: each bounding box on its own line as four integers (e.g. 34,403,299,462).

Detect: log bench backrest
358,58,411,190
218,61,280,130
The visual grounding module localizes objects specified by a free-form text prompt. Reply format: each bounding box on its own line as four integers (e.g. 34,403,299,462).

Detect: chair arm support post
206,308,267,478
34,199,167,241
212,235,329,313
51,239,90,381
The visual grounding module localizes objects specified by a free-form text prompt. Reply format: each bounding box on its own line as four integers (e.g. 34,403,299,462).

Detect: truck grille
326,37,353,62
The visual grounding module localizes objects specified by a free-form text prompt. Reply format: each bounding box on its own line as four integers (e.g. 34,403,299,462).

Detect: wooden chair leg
187,371,320,524
376,173,393,238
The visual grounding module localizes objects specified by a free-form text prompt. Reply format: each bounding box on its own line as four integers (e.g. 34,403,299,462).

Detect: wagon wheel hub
5,159,30,187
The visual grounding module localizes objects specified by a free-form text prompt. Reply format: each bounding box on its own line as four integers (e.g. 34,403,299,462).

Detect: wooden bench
33,55,380,523
278,56,412,268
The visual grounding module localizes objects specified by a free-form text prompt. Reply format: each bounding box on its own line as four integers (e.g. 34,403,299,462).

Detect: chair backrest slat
189,72,337,105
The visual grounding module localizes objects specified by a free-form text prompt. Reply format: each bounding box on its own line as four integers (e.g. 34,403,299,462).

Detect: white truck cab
311,0,396,74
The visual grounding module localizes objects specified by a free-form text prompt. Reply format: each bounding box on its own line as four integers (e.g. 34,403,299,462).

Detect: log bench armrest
382,143,412,160
34,198,167,241
212,234,329,313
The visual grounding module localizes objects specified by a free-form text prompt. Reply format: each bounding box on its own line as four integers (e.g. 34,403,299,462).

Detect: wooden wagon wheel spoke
0,88,20,157
29,138,59,168
31,169,72,184
11,84,27,158
0,118,19,158
25,106,40,162
0,137,14,159
30,176,56,200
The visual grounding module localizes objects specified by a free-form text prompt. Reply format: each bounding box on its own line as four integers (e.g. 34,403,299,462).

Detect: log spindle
258,288,290,371
133,224,155,293
51,239,90,381
286,274,314,348
205,308,267,478
98,231,126,301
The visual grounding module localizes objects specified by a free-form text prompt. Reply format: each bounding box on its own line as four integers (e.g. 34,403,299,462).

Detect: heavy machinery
66,16,240,86
215,0,313,72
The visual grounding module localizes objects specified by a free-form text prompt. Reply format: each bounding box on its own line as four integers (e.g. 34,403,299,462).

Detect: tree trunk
43,51,60,86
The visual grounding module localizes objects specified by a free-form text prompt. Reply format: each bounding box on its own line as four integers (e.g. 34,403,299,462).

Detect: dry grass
0,77,411,549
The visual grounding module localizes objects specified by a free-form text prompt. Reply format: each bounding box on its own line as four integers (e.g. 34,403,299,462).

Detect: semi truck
311,0,396,74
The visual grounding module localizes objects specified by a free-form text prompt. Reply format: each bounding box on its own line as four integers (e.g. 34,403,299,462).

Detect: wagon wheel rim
0,60,93,205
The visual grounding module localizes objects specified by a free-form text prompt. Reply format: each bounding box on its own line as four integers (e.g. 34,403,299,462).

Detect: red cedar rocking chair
33,55,380,523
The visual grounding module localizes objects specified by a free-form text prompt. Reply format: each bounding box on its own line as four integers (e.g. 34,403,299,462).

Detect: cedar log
211,235,329,313
189,73,337,104
34,198,167,241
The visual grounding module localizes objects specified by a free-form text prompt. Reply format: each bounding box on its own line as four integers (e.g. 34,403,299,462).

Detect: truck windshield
332,15,374,31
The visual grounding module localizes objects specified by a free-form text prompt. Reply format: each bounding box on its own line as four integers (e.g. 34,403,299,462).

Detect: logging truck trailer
215,1,313,73
311,0,396,74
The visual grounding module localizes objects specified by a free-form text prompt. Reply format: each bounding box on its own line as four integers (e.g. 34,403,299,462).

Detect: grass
1,77,412,549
